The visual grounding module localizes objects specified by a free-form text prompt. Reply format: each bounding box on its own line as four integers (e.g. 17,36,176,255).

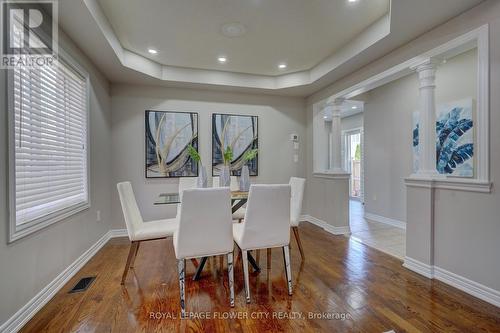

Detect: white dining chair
213,176,245,221
290,177,306,261
173,187,234,317
117,182,178,284
232,184,292,303
176,177,198,218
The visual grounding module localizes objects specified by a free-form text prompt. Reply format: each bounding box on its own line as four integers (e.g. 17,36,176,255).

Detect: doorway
344,129,363,201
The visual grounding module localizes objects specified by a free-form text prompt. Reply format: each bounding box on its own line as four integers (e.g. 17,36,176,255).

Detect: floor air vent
69,276,96,293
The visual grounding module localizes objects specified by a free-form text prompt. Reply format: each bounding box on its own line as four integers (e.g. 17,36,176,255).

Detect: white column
413,59,441,178
404,59,442,277
326,97,345,172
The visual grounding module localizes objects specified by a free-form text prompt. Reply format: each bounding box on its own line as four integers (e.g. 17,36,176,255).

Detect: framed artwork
412,98,474,177
212,113,258,176
145,110,199,178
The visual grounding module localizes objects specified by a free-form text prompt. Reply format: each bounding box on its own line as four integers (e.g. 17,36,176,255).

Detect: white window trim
313,24,491,193
7,47,91,243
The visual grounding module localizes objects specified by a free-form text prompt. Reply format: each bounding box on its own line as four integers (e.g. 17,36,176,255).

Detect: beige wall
307,0,500,292
360,49,477,223
110,85,307,228
362,73,417,222
341,113,363,132
0,31,112,324
304,103,350,229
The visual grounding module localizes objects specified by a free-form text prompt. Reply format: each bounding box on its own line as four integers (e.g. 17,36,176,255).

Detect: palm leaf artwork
436,106,473,175
412,124,419,147
441,143,473,174
412,101,474,176
436,107,462,151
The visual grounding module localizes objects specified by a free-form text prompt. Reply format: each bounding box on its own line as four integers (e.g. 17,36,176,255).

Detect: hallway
349,201,405,259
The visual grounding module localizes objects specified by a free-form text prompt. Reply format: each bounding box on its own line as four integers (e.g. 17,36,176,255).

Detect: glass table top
154,191,249,205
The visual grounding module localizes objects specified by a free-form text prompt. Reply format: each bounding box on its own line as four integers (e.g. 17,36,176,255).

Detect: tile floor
348,200,406,259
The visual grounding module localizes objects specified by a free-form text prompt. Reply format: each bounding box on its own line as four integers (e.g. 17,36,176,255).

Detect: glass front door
344,130,362,200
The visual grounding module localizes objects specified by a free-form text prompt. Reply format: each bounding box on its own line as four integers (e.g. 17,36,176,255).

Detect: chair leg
227,252,235,307
121,241,138,285
130,241,141,269
178,259,186,318
267,248,272,269
292,227,305,261
283,245,293,295
242,250,251,303
235,245,242,265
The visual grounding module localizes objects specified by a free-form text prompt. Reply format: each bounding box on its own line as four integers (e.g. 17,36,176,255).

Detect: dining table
154,190,261,280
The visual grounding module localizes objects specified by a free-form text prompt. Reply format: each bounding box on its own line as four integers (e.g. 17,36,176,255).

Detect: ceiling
323,100,364,120
56,0,485,96
97,0,389,76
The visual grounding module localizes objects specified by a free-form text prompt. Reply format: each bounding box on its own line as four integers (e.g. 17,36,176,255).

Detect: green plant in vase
219,146,233,187
223,146,233,165
187,144,206,187
187,144,201,165
240,148,258,191
243,149,258,163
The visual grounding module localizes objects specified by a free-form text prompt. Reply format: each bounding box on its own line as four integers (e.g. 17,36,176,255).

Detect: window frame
7,47,91,243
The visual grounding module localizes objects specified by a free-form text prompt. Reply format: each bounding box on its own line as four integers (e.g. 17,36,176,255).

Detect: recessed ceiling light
352,105,358,109
221,23,247,38
218,56,227,63
348,0,358,3
278,63,287,69
148,48,158,55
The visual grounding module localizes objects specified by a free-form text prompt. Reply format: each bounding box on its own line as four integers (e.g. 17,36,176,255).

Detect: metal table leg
193,257,208,281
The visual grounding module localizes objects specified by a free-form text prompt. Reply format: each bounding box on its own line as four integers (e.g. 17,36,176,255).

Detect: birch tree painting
212,114,258,176
145,110,199,178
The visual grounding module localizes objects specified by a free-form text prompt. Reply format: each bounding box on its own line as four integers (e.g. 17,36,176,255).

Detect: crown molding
82,0,390,90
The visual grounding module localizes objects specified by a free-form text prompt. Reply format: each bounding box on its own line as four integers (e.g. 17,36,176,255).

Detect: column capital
326,97,345,107
412,58,441,90
325,97,345,116
410,58,441,72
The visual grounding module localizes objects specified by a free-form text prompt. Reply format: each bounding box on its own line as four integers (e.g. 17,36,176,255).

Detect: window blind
13,59,88,226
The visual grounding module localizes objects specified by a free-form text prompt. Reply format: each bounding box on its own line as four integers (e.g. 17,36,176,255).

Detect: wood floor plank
20,223,500,333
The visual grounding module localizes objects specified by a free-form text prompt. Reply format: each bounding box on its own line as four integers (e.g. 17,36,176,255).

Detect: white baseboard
364,212,406,229
403,256,500,307
0,229,127,333
300,214,351,235
434,266,500,307
109,228,128,238
403,256,434,278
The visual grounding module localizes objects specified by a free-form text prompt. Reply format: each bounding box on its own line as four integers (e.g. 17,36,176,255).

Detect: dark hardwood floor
21,223,500,332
